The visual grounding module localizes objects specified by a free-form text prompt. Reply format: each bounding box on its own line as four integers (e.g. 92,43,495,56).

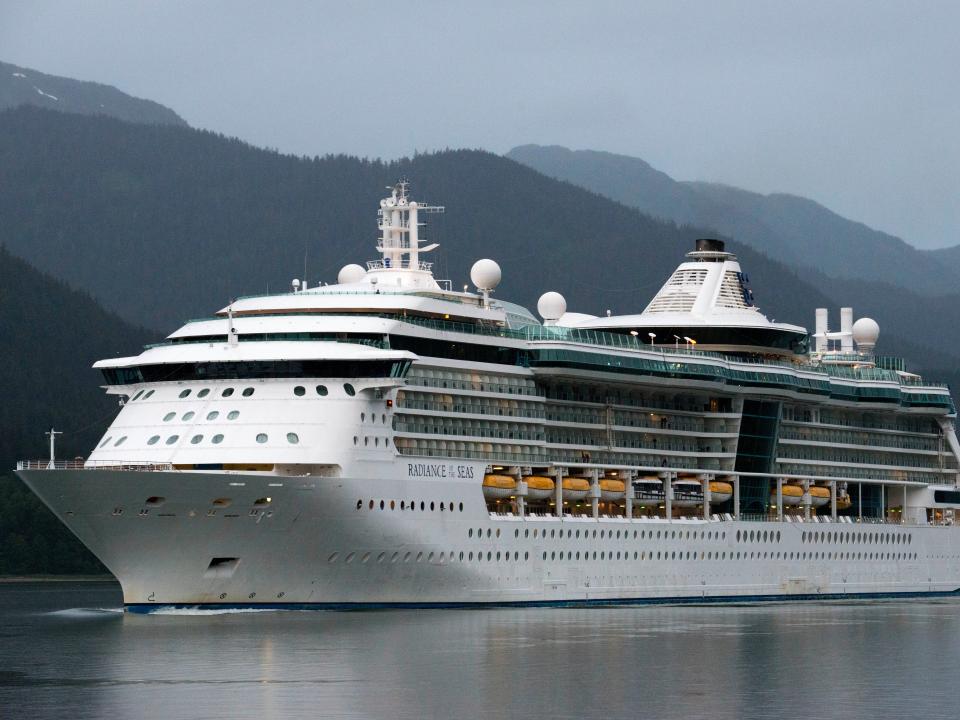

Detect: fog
2,0,957,247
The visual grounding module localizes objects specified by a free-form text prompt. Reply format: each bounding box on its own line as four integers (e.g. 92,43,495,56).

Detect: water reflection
2,584,959,720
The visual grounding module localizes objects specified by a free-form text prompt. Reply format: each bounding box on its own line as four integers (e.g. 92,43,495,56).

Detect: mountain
0,246,152,575
0,246,153,470
0,60,187,127
0,105,831,333
506,145,959,296
926,244,960,281
0,106,955,383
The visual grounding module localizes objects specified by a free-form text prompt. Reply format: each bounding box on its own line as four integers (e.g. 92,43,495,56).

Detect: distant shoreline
0,575,116,583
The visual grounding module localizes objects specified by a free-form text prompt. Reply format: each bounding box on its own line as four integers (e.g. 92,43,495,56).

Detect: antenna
45,427,62,469
227,300,238,346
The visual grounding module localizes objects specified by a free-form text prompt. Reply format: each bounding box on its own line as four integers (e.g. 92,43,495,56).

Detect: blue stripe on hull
125,588,960,614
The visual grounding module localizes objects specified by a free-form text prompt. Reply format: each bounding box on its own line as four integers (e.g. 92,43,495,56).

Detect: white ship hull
19,463,960,611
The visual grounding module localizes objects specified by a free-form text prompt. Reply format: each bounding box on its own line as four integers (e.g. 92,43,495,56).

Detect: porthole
114,436,127,447
468,528,473,538
227,411,240,420
222,387,234,397
147,435,160,445
316,385,328,396
179,389,191,399
190,434,203,444
256,433,268,444
132,390,144,402
294,386,305,397
143,390,155,399
99,436,113,448
182,411,195,421
286,432,299,444
344,383,356,396
212,434,224,444
206,411,219,421
165,435,179,445
242,387,255,397
198,389,210,398
163,412,175,422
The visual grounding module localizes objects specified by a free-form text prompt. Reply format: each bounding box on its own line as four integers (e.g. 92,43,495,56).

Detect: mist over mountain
506,145,959,296
0,60,187,127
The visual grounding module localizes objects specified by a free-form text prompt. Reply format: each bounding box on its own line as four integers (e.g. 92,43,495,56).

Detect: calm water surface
1,582,958,719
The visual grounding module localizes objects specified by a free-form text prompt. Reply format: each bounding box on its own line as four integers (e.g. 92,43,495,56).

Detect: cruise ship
16,181,960,611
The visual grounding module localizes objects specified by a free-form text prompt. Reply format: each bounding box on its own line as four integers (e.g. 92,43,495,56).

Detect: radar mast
376,180,444,271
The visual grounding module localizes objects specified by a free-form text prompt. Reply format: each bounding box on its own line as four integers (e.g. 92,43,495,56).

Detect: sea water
1,581,957,720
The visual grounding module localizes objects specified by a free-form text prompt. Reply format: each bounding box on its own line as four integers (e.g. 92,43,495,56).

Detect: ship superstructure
16,181,960,610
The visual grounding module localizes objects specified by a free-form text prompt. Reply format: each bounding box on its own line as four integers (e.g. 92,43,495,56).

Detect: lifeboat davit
523,475,555,501
633,479,665,503
482,474,517,499
708,481,733,504
562,476,590,501
809,486,831,508
599,478,626,501
671,479,703,508
772,484,803,506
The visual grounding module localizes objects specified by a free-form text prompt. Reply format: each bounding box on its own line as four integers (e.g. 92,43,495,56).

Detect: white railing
16,460,174,472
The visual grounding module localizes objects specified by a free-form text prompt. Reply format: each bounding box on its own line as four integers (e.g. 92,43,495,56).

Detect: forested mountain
0,106,955,376
1,60,187,127
0,246,152,468
1,106,831,335
506,145,959,296
0,247,151,575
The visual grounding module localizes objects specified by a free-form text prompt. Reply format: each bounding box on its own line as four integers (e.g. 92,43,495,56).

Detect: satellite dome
537,292,567,322
470,259,502,291
337,264,367,285
852,317,880,347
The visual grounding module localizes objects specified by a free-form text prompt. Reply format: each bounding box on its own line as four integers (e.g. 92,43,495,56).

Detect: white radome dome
337,264,367,285
852,317,880,345
470,259,502,291
537,291,567,321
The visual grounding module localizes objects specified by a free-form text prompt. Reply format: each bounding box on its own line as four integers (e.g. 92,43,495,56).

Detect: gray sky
3,0,958,248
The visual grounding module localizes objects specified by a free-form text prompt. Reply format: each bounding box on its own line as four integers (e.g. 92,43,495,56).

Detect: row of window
801,530,911,545
353,436,391,447
356,498,465,512
468,526,730,542
324,548,918,565
162,410,240,422
129,383,354,402
100,432,300,448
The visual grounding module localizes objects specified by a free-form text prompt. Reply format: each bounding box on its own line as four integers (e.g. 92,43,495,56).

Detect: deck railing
16,460,173,472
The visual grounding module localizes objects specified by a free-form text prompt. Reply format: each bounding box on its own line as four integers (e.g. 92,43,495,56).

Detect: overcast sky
2,0,958,248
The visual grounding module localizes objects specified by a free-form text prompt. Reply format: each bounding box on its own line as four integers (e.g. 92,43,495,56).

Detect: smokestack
815,308,828,353
840,307,854,353
695,238,725,253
